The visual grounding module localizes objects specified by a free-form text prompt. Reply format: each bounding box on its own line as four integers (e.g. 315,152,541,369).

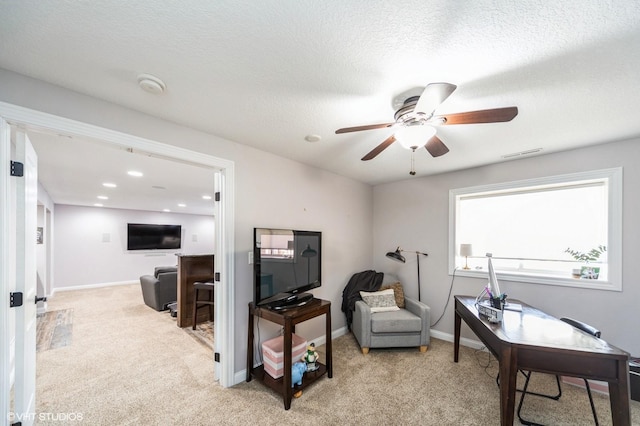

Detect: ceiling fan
335,83,518,173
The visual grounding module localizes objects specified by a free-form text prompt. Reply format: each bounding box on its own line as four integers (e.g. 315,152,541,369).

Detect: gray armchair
352,296,431,354
140,267,177,311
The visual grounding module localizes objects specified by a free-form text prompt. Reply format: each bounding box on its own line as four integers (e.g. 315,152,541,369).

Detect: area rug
183,320,214,349
36,309,73,352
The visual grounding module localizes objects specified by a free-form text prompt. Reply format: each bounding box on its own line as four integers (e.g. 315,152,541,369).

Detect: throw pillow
380,282,405,308
359,288,400,313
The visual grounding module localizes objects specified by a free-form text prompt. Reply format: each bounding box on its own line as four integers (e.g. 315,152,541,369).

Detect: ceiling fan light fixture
395,125,436,150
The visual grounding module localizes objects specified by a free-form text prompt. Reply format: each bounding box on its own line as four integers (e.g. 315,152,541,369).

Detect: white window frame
448,167,622,291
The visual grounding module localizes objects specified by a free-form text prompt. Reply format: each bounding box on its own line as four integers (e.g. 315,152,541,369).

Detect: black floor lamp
385,247,428,301
301,244,317,284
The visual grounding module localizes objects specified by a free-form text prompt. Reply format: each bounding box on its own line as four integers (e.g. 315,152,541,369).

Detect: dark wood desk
246,298,332,410
454,295,631,426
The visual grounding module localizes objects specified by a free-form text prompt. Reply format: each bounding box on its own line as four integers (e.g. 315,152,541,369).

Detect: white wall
53,204,215,288
37,182,54,295
373,138,640,356
0,68,374,373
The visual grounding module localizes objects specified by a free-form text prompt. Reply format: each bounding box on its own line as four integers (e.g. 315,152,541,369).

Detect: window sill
452,268,620,292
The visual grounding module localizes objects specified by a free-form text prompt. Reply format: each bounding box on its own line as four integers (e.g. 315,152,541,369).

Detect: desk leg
326,309,333,378
454,310,461,362
499,345,517,426
608,360,631,425
283,320,293,410
246,307,254,382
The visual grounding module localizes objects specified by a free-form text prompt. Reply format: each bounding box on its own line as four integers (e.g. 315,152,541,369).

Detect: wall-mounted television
127,223,182,250
253,228,321,310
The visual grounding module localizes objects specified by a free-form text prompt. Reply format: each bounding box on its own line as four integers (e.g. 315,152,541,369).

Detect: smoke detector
137,74,166,94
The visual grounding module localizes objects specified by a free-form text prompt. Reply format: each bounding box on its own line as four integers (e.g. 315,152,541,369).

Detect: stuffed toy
292,361,307,397
302,342,319,372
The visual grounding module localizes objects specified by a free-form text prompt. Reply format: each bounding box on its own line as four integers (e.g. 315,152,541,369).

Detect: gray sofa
352,296,431,354
140,266,177,311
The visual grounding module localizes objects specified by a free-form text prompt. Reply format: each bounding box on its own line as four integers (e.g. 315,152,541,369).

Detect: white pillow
359,288,400,313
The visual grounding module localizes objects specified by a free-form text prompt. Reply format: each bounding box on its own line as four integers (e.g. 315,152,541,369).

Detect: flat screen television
127,223,182,250
253,228,321,310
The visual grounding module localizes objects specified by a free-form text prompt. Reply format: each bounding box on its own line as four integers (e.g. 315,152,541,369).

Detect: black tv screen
127,223,182,250
253,228,321,308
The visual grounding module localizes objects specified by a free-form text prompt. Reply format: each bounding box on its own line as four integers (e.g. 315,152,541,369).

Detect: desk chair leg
583,379,599,426
516,372,562,426
496,371,561,400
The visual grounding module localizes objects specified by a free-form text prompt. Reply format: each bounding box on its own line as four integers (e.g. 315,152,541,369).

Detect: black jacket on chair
341,270,384,330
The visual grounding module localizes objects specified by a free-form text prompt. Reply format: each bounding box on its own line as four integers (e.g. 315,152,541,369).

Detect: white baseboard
430,329,487,350
51,280,138,297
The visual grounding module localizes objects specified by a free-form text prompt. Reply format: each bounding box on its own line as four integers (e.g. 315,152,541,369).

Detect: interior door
12,128,38,425
0,117,13,426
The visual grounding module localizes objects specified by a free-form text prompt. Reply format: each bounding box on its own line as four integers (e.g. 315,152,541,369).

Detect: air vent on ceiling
502,148,542,159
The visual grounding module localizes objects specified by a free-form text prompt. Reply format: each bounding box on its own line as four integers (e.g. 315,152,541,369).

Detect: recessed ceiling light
97,195,109,200
202,195,212,200
137,73,166,94
178,203,186,207
102,182,117,188
94,203,103,207
127,170,143,177
163,209,171,212
304,134,321,142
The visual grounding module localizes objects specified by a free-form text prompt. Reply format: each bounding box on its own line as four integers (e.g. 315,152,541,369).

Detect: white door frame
1,117,13,426
0,101,236,388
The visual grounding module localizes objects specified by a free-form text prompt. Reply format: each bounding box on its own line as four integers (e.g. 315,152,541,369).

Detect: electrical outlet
248,251,253,264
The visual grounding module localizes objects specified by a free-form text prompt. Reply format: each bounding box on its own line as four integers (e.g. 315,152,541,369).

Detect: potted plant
565,245,606,279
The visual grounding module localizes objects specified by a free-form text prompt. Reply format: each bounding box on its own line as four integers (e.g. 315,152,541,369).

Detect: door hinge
215,192,221,201
214,272,221,282
214,352,220,362
10,161,24,177
10,292,23,308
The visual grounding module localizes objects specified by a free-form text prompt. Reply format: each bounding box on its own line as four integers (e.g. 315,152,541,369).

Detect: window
449,168,622,291
259,233,295,260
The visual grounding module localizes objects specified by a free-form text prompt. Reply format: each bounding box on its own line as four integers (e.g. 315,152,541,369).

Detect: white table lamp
460,244,472,270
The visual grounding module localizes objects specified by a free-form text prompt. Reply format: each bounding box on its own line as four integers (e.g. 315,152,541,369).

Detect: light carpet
36,284,639,425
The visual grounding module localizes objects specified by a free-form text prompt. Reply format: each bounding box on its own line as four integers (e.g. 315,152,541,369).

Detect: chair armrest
404,297,431,344
560,317,601,338
140,275,159,288
157,272,177,289
404,297,430,320
352,300,372,348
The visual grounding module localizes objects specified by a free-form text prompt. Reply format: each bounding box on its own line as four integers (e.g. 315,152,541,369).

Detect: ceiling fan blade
425,135,449,157
414,83,457,115
335,122,394,134
361,135,396,161
436,106,518,125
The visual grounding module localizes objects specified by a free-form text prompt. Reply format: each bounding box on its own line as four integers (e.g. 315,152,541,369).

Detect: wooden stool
192,281,214,330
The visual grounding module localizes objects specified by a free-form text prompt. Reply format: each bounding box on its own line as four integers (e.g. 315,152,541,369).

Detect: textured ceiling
1,1,640,212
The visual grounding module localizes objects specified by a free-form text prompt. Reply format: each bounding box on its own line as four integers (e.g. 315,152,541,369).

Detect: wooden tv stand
246,298,332,410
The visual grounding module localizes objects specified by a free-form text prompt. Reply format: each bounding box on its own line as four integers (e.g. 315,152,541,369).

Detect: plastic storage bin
262,334,307,379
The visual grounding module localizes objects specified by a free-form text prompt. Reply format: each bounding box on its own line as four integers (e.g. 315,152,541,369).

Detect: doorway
0,101,236,417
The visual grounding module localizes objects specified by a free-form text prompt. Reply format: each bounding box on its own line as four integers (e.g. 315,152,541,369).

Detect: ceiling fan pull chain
410,148,416,176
